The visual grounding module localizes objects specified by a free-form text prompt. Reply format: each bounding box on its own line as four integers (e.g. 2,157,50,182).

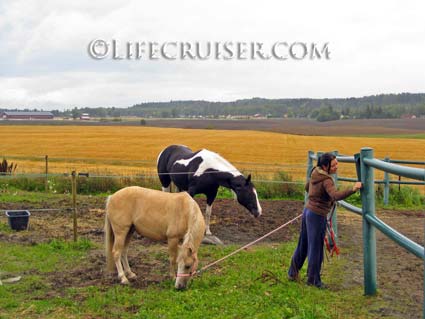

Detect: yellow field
1,125,424,182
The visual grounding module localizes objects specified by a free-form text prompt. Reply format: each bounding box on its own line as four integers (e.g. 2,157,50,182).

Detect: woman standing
288,153,362,288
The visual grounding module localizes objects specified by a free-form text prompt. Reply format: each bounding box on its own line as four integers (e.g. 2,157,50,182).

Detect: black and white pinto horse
157,145,262,236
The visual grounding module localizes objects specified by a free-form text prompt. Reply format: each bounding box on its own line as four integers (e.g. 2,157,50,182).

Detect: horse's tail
104,196,115,272
157,147,172,190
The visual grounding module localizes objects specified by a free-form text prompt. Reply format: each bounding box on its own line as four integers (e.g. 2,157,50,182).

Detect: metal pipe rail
338,176,425,185
364,214,424,259
338,200,362,216
385,180,425,185
335,156,356,163
308,153,425,167
389,159,425,165
363,157,425,181
309,152,425,206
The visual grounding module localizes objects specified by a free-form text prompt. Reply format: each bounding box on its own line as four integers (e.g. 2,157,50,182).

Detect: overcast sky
0,0,424,110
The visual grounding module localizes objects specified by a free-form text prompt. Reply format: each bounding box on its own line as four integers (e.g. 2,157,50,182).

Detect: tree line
3,93,424,122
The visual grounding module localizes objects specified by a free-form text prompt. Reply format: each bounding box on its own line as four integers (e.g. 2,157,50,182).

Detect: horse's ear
246,174,251,185
185,243,195,256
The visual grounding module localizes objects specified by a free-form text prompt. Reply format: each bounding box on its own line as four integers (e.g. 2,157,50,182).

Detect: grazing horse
104,186,205,290
157,145,262,236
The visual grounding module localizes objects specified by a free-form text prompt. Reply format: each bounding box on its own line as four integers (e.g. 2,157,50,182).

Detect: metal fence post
316,151,323,170
71,171,78,242
331,150,339,242
383,157,390,206
305,151,314,205
315,151,323,202
360,147,377,295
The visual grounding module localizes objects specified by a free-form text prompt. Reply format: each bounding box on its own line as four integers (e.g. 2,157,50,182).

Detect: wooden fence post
398,175,401,192
45,155,49,192
71,171,78,242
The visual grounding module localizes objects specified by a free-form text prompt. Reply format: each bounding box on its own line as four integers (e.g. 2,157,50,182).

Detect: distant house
400,114,417,119
1,111,54,120
80,113,90,120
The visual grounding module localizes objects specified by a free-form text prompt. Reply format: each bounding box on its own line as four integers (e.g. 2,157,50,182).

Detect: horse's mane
182,199,204,250
211,151,239,171
198,149,241,176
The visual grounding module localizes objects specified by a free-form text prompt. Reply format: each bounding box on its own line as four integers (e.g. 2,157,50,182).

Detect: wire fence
0,154,310,188
0,153,423,209
0,152,423,244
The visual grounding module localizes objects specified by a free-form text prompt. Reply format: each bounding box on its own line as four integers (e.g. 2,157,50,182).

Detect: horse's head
175,243,199,290
230,174,262,218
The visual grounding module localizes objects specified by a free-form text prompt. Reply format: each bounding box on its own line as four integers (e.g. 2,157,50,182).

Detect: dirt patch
143,118,425,136
0,198,303,245
337,209,424,318
0,198,423,318
0,198,303,291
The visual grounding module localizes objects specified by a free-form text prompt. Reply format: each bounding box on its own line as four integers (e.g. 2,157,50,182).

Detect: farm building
80,113,91,120
1,111,54,120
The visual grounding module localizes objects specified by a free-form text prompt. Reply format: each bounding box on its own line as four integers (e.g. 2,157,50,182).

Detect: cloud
0,0,424,109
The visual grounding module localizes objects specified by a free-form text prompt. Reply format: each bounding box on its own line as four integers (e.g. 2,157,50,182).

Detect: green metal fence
307,148,425,318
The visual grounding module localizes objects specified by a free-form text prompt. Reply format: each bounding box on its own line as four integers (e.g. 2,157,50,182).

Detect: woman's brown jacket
305,167,356,216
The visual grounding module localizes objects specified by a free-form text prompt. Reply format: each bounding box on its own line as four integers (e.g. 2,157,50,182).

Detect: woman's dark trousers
288,207,327,286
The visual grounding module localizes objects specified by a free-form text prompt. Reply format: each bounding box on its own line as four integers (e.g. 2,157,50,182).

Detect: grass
0,239,387,319
0,239,92,274
0,239,93,318
343,184,424,209
0,189,67,203
0,222,12,233
1,177,422,210
0,172,305,201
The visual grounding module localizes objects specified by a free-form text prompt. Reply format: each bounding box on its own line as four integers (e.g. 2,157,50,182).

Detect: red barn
1,111,54,120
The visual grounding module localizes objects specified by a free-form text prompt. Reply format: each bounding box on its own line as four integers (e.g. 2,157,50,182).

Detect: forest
3,93,425,122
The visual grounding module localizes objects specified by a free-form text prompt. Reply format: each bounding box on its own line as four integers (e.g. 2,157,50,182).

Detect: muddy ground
0,198,423,318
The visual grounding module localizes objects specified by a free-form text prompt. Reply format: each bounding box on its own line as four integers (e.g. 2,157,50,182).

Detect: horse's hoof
120,277,130,285
202,235,224,245
127,272,137,279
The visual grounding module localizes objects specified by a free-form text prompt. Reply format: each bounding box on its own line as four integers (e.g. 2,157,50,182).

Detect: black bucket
5,210,30,231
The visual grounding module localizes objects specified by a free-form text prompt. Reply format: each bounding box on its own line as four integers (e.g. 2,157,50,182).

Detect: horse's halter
176,252,198,277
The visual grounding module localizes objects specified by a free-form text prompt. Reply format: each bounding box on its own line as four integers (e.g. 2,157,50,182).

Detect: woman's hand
353,182,362,191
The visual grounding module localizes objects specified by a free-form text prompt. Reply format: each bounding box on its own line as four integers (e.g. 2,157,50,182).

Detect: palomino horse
104,186,205,289
157,145,262,236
